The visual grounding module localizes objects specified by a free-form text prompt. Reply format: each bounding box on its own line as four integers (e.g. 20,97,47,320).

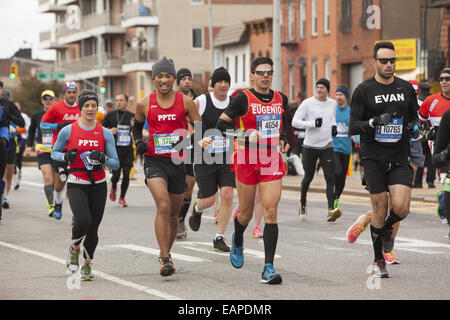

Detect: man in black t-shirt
350,41,420,278
102,94,135,207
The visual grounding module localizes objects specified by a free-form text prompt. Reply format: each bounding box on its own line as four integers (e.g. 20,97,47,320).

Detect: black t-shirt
434,108,450,155
27,109,46,146
349,77,419,163
223,88,289,139
102,109,135,152
0,98,25,128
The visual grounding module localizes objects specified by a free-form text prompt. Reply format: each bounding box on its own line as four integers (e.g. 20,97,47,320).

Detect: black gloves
315,118,323,128
425,128,436,141
135,140,148,155
57,122,71,130
370,113,392,127
88,150,105,164
408,120,421,140
64,148,77,163
331,125,338,137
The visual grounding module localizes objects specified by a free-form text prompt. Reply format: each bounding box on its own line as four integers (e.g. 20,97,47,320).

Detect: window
324,56,330,80
191,27,203,49
235,55,238,83
311,0,318,36
288,2,294,41
242,54,246,82
299,0,306,39
225,57,229,71
312,59,318,93
360,0,373,29
289,64,295,102
324,0,330,34
340,0,352,32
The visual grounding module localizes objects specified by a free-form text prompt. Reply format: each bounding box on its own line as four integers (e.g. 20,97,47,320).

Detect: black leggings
111,165,131,198
445,191,450,227
301,147,335,209
334,152,350,200
67,182,107,260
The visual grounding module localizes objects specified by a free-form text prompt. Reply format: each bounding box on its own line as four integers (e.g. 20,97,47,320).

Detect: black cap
211,67,231,88
176,68,193,84
316,78,330,92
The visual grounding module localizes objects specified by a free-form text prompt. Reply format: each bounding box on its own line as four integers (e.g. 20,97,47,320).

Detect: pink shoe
252,226,263,238
346,215,367,243
232,206,240,221
383,251,400,265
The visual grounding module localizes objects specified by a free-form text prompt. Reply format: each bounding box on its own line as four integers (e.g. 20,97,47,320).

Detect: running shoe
298,203,307,217
232,206,240,220
159,256,176,277
53,201,62,220
119,197,128,207
436,190,447,223
252,226,263,238
327,208,342,222
2,197,9,209
66,245,80,274
188,202,203,232
346,215,367,243
81,263,95,281
13,180,20,190
333,198,340,209
230,232,244,268
261,263,282,284
371,259,390,278
109,186,116,201
48,204,55,218
213,236,230,252
214,210,219,224
382,227,395,253
176,219,187,240
383,251,400,265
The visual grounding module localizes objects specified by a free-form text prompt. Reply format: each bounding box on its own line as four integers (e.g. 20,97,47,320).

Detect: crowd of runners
0,40,449,284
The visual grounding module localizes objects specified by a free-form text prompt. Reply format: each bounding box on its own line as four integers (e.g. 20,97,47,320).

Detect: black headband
78,92,98,110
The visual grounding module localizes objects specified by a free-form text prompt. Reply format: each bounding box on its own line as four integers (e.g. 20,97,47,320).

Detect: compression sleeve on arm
132,119,145,141
40,122,58,131
103,128,120,170
50,125,72,162
26,116,37,147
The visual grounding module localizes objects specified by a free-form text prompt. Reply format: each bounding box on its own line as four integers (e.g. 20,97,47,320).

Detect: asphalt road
0,166,449,302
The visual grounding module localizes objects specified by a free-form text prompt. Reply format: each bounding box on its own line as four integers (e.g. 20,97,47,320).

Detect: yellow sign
380,38,417,70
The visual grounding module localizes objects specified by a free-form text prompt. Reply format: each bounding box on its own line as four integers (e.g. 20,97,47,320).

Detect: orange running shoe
214,210,219,224
119,197,128,207
383,251,400,265
252,226,263,238
346,215,367,243
109,187,116,201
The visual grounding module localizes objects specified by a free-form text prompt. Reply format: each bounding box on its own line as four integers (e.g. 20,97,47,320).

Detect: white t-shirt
195,93,230,116
292,96,337,148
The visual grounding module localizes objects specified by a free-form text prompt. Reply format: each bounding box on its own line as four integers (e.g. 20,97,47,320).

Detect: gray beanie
152,56,176,79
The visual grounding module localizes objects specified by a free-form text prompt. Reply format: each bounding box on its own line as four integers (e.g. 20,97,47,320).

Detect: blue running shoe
261,263,282,284
53,202,62,220
230,233,244,268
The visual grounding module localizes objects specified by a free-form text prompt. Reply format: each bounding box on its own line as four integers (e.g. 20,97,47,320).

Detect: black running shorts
37,152,54,169
194,163,236,199
144,156,186,194
186,163,195,177
362,159,413,194
6,138,16,164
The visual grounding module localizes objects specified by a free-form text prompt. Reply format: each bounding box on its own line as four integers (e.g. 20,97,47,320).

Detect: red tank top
41,100,80,146
418,93,450,128
145,91,188,158
236,89,284,151
66,122,106,182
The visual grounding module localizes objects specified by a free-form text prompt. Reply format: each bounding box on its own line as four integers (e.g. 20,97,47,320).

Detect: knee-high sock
44,184,54,205
370,225,384,261
263,223,278,265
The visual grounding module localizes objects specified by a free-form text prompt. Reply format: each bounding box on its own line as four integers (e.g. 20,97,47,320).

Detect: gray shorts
409,139,424,167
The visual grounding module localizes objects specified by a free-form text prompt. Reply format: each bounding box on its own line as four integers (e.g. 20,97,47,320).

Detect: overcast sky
0,0,55,60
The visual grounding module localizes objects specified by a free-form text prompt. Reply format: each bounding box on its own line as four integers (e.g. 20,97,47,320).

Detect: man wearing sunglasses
216,57,289,284
25,90,58,217
350,41,420,278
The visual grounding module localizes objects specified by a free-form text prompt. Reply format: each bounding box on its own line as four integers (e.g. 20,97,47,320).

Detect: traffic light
100,78,106,94
9,63,18,80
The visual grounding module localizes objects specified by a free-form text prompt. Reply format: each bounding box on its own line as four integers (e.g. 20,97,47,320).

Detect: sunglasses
43,96,54,101
376,58,397,65
439,76,450,82
254,69,274,76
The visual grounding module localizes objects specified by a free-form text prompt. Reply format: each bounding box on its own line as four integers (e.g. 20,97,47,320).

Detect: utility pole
272,0,282,91
209,0,214,71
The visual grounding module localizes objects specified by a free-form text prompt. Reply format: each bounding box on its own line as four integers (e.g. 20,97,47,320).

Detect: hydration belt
68,166,103,185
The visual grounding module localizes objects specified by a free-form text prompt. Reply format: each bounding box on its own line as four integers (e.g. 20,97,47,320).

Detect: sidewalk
282,172,439,203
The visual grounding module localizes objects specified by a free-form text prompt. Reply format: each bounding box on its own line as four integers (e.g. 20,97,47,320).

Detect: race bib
256,114,281,138
375,118,403,143
80,151,103,170
153,133,179,154
42,131,53,149
116,125,131,147
207,135,230,153
336,122,349,138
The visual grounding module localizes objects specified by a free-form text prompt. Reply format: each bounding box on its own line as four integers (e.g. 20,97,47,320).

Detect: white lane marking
21,180,145,188
179,241,281,259
0,240,181,300
107,244,211,262
330,237,450,255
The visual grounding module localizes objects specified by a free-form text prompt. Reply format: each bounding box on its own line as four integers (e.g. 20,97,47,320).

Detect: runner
188,67,235,252
216,57,289,284
132,57,203,276
349,41,420,278
432,108,450,242
292,78,341,222
51,90,119,280
13,101,30,190
102,94,135,207
40,81,80,219
25,90,58,217
332,85,352,212
175,67,197,240
0,81,25,221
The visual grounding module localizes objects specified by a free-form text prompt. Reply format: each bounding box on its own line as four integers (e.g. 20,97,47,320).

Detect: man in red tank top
132,57,203,277
216,57,290,284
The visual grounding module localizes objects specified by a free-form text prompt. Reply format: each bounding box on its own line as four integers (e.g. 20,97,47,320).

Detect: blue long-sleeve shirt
333,104,352,155
51,124,120,171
